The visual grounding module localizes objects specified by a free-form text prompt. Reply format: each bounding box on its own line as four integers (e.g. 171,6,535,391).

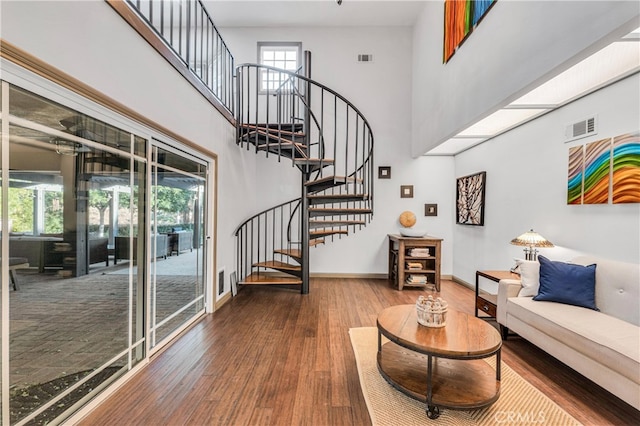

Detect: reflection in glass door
1,76,213,424
149,144,207,349
1,83,148,424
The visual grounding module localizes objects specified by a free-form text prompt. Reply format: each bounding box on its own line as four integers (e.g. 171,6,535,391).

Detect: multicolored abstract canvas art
443,0,496,63
612,132,640,203
583,138,611,204
567,145,583,205
567,131,640,205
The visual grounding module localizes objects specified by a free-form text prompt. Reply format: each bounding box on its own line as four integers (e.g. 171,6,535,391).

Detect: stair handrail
272,65,303,97
233,197,300,236
234,197,302,283
234,62,375,292
285,82,328,169
233,197,301,236
236,63,375,182
236,63,374,143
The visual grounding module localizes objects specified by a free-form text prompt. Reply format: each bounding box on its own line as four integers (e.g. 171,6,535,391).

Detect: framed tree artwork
456,171,486,226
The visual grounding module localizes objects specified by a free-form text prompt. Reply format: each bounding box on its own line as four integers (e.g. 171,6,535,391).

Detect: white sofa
497,255,640,410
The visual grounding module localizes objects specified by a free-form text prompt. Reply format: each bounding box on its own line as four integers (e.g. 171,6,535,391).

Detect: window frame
257,41,302,93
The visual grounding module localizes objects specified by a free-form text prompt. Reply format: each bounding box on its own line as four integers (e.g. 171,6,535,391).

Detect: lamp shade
510,229,554,248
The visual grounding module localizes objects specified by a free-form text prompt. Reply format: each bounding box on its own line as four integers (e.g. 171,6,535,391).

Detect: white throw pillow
516,258,541,297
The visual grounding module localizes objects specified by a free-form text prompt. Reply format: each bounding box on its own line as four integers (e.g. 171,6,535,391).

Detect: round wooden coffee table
376,304,502,419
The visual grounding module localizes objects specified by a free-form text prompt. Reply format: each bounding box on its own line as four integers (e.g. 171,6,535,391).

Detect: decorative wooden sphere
399,211,416,228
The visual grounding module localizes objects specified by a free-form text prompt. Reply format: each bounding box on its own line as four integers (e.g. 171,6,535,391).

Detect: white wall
453,74,640,285
5,1,634,286
408,0,640,286
220,25,455,276
0,0,258,300
411,0,640,156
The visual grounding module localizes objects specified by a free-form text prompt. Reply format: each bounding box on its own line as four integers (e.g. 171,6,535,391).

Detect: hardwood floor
79,278,639,425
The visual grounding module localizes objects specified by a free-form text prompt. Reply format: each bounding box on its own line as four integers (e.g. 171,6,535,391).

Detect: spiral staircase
234,53,374,294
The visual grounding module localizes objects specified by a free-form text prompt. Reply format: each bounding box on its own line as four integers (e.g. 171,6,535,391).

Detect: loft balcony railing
124,0,235,114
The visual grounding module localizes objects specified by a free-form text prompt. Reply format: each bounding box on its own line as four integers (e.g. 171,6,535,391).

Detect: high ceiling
203,0,427,27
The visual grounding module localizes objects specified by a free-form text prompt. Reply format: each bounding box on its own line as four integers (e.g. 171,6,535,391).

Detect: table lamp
510,229,554,261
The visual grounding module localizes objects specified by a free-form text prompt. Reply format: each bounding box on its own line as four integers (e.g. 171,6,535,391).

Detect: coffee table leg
425,354,440,419
377,330,381,352
497,349,501,381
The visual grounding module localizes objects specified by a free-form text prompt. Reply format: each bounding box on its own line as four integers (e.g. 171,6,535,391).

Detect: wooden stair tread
309,219,367,227
251,134,305,149
253,260,301,271
249,136,310,160
306,175,363,186
243,137,300,152
274,240,325,260
240,274,302,285
274,248,301,259
307,193,369,205
309,208,373,216
305,175,365,193
308,193,368,200
240,123,304,137
294,158,334,164
310,229,348,238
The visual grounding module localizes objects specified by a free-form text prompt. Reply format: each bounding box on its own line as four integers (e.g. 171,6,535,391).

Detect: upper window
257,42,302,92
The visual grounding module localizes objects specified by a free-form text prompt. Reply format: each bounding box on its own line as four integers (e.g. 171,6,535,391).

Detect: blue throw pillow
533,256,598,310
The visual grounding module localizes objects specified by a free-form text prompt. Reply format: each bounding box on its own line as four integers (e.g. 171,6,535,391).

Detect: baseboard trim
310,272,389,279
452,275,473,289
214,292,232,311
218,271,455,283
309,273,454,281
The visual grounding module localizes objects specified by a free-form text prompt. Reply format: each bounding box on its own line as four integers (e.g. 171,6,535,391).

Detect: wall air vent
218,268,225,295
565,115,598,142
357,54,373,63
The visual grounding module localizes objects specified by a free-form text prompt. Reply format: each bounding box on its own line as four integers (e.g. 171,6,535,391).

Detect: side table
475,270,520,320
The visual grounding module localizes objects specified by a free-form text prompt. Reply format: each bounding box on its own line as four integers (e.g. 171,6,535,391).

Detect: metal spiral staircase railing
234,52,374,294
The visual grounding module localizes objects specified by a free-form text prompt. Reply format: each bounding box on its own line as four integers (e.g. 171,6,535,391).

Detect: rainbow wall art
567,146,583,205
567,131,640,205
612,132,640,203
443,0,496,63
583,138,610,204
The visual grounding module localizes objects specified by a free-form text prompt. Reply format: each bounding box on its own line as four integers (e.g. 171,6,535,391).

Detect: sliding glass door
149,144,207,349
0,79,213,425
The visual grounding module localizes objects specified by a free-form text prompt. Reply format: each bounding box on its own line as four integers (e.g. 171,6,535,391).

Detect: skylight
457,108,549,138
511,42,640,107
426,26,640,156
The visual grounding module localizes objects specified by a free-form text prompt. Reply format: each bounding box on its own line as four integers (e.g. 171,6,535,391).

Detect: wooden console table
388,234,442,291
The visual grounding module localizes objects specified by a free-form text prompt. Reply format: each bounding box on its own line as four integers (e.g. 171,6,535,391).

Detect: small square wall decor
425,204,438,216
378,166,391,179
400,185,414,198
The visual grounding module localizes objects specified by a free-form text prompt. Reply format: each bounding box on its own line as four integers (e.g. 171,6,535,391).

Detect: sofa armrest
497,279,523,325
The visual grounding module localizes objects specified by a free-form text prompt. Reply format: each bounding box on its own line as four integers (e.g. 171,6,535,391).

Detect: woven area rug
349,327,582,426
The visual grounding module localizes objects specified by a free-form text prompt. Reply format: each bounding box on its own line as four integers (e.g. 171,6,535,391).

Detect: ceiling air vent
565,115,597,142
358,54,373,63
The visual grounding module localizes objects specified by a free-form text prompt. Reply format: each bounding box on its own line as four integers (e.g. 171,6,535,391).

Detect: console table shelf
388,234,443,291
